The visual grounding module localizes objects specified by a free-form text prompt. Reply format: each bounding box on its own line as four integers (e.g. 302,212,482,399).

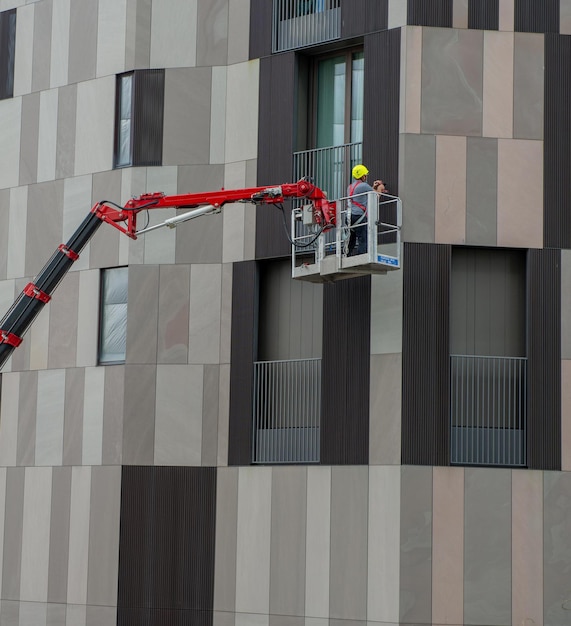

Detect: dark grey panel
321,276,370,465
256,53,296,259
0,9,15,100
341,0,388,38
407,0,453,27
117,466,217,624
544,34,571,248
68,0,97,84
527,249,561,470
514,0,559,33
401,243,451,466
31,0,52,92
249,0,272,58
228,261,258,466
133,69,164,167
468,0,499,30
363,29,400,199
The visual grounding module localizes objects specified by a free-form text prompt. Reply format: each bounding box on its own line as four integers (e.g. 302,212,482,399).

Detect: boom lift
0,179,336,371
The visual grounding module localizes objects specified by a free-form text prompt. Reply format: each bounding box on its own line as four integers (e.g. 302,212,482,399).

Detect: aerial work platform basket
291,190,402,283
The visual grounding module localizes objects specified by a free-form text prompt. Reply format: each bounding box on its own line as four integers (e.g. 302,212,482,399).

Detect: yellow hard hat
352,164,369,179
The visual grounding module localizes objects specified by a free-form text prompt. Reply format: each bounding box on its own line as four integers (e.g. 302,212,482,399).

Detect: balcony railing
252,358,321,464
450,355,527,467
273,0,341,52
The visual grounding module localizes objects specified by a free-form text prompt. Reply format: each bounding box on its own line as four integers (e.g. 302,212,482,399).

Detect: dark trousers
348,212,367,256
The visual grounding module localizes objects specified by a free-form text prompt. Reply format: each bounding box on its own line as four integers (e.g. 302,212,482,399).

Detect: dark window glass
0,9,16,100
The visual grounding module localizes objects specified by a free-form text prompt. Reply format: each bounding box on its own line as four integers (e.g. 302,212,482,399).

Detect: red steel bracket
0,330,22,347
58,244,79,261
23,282,51,304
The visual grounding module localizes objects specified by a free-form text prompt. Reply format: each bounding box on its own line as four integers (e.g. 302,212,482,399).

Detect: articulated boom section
0,179,333,370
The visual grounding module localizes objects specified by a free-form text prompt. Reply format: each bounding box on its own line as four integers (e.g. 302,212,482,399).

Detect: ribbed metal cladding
249,0,273,59
0,9,15,100
320,275,370,465
117,466,217,626
544,34,571,248
340,0,387,39
527,249,561,471
228,261,259,466
133,69,164,167
363,29,401,198
407,0,453,27
514,0,559,33
402,243,451,466
256,53,297,259
468,0,499,30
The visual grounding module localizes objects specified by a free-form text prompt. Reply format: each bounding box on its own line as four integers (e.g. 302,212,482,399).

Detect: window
450,248,527,466
0,9,16,101
99,267,128,364
114,70,165,168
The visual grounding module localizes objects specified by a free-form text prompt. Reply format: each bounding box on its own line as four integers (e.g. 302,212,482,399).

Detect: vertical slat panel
407,0,453,27
228,261,258,466
256,53,296,259
363,29,401,198
117,466,217,626
133,69,164,167
514,0,559,33
321,275,370,465
527,248,561,470
249,0,273,59
544,34,571,248
468,0,499,30
402,243,451,466
341,0,387,39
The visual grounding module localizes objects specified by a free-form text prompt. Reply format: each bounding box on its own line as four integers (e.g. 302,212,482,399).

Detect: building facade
0,0,570,624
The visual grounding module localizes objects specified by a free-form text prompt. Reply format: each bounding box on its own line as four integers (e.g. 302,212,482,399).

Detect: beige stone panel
0,372,18,466
67,466,91,605
47,271,79,370
143,167,177,266
150,0,197,68
401,26,422,135
512,470,543,626
13,4,33,96
228,0,250,64
499,0,515,31
432,467,464,626
210,66,227,165
0,97,21,190
563,361,571,471
35,369,65,466
82,367,105,466
368,466,400,624
76,270,99,368
189,264,222,365
96,0,127,77
20,467,52,602
37,89,58,183
497,139,543,249
0,469,6,599
563,0,571,34
388,0,407,28
223,162,248,263
50,0,71,88
225,61,259,163
435,135,466,244
157,264,190,364
220,262,233,364
217,363,230,466
7,186,27,280
63,175,92,273
29,304,49,371
453,0,468,27
483,31,514,139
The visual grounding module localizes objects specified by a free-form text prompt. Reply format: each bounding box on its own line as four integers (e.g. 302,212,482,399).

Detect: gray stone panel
513,32,544,140
157,264,190,364
269,617,304,626
122,364,156,465
466,137,498,246
48,272,79,369
213,467,239,613
563,251,571,360
47,467,71,604
63,368,84,467
19,93,40,186
2,468,24,600
89,170,121,269
125,265,159,364
202,364,220,466
68,0,98,84
175,165,225,264
0,601,19,625
87,466,120,606
227,0,250,64
163,67,212,167
102,365,124,465
197,0,229,66
31,0,52,92
421,28,483,136
0,189,8,279
399,134,436,243
329,466,368,621
544,472,571,626
86,606,116,626
125,0,152,69
17,371,37,467
399,466,432,625
269,467,307,617
464,468,511,626
46,603,66,626
55,84,77,181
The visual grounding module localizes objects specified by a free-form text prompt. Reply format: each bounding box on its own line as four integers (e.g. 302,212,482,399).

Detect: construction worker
347,164,386,256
